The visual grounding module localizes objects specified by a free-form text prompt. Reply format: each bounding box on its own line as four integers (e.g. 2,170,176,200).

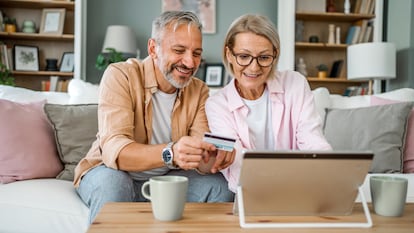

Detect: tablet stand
236,186,372,229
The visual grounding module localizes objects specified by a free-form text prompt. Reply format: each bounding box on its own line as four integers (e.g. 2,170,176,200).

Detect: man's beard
162,63,196,89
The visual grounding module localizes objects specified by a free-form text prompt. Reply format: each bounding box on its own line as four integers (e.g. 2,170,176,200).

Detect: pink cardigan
206,70,332,192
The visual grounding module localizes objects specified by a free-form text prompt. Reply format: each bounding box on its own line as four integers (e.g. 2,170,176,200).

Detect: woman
205,14,332,193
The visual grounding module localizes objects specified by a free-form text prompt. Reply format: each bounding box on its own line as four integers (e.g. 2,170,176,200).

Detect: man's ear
148,38,157,59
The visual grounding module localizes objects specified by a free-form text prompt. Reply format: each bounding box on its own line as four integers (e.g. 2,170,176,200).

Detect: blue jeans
76,165,234,223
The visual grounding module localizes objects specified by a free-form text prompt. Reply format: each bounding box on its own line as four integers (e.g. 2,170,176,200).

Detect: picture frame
162,0,216,34
39,8,66,35
204,63,224,87
14,45,39,71
59,52,74,72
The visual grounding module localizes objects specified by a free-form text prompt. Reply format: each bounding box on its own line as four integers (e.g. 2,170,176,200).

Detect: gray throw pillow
323,102,413,173
44,104,98,181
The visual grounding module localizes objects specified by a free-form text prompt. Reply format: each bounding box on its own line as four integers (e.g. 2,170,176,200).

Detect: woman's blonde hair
222,14,280,77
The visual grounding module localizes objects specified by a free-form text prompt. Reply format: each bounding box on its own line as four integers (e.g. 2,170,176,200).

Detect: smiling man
73,11,235,224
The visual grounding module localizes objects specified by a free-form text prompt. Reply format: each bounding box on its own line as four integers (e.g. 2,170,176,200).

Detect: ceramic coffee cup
370,176,408,217
141,175,188,221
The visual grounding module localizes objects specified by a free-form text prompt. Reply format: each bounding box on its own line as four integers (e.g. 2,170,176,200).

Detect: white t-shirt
129,89,177,180
242,88,274,150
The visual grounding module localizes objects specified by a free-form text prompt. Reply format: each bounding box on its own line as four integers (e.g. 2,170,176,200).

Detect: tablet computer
233,150,373,216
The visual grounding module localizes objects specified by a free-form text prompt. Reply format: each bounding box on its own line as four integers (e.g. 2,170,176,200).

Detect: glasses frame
230,50,276,67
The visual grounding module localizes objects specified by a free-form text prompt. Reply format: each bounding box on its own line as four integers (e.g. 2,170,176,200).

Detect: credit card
203,132,236,152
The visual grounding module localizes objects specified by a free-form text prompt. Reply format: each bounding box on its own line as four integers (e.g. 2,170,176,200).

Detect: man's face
152,23,203,89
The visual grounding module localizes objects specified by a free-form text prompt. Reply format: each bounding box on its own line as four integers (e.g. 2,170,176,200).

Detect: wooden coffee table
87,202,414,233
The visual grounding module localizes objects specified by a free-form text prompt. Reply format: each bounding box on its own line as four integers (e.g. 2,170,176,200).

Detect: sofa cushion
323,102,413,173
44,104,98,181
0,100,63,184
312,87,331,121
68,79,99,104
371,96,414,173
0,84,70,104
0,179,89,233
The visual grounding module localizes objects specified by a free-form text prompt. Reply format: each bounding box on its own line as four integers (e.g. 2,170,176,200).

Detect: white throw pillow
312,87,331,120
68,79,99,104
0,85,69,104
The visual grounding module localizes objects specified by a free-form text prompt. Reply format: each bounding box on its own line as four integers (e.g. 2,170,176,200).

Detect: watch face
162,150,172,162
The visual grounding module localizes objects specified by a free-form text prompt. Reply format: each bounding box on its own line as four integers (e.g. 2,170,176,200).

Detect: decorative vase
344,0,351,14
335,26,341,44
328,24,335,44
22,20,36,33
327,0,336,12
45,59,58,71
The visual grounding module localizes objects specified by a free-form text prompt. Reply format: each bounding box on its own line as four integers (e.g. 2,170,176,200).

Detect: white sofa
0,80,413,233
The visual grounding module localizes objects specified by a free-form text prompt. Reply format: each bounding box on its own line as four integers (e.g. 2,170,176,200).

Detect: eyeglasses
231,50,275,67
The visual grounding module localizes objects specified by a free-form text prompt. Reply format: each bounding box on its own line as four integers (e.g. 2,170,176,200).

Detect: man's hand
172,136,215,170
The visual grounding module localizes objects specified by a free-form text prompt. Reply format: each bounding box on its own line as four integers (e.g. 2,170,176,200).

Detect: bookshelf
0,0,75,91
294,0,383,95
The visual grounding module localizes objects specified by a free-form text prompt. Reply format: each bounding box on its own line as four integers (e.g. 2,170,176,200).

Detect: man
73,11,235,223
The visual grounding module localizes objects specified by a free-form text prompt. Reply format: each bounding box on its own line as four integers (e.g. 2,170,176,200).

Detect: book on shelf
345,26,355,44
367,0,376,14
329,60,344,78
346,26,358,44
362,23,373,42
353,0,362,13
0,43,11,70
41,76,69,92
351,26,361,44
359,0,372,14
357,19,369,43
343,85,368,96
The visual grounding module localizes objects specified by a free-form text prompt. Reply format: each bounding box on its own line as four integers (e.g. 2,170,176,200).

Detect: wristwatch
162,142,179,169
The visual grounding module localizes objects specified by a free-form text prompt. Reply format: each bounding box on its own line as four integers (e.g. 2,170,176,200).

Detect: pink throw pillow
371,96,414,173
0,99,63,184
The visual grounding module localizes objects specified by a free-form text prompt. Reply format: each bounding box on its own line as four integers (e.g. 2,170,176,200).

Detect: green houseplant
0,62,15,86
95,48,125,70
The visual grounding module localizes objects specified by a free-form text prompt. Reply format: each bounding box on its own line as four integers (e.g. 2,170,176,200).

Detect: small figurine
296,57,308,77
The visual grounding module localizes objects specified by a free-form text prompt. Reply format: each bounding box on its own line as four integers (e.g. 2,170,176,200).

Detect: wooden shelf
0,0,74,10
1,0,76,91
307,77,364,83
294,0,380,95
12,71,73,77
0,32,74,41
295,42,348,49
296,12,374,21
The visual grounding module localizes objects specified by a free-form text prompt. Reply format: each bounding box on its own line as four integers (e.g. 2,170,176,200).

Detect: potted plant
0,62,15,86
3,17,17,33
95,48,125,70
316,64,328,79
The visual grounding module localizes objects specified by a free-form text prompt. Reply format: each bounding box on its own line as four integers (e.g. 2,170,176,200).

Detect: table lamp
101,25,137,58
347,42,396,95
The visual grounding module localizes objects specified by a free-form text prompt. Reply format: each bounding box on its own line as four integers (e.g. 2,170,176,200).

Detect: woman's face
227,32,274,95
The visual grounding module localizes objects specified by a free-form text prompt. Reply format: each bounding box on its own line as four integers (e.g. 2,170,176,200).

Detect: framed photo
59,52,74,72
204,63,224,87
162,0,216,34
14,45,39,71
39,8,66,35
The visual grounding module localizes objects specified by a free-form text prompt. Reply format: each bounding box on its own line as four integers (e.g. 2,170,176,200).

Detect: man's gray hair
151,11,203,42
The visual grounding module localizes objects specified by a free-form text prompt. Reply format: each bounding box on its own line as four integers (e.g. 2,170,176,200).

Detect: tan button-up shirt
73,57,210,187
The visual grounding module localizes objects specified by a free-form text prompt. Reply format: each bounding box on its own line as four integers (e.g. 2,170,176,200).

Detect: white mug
370,176,408,217
141,175,188,221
